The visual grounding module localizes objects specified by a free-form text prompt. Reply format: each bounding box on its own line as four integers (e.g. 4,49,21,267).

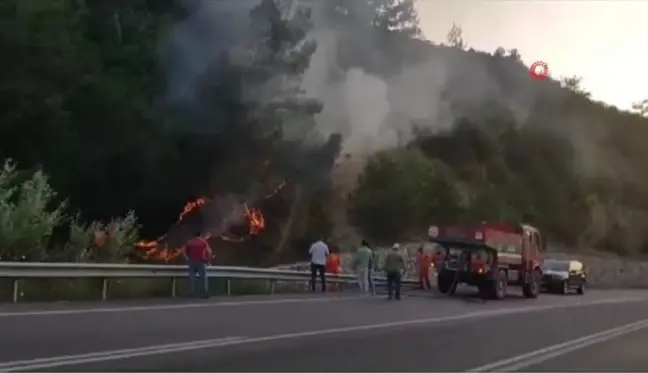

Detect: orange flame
244,204,265,235
132,181,285,262
133,192,276,262
134,198,211,262
178,198,207,222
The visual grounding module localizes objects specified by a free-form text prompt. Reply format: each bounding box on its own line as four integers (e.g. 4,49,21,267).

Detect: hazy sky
416,1,647,111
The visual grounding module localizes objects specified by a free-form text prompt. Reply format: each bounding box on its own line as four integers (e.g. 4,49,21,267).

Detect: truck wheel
478,282,491,299
577,283,585,295
491,270,507,300
523,269,541,298
437,271,457,295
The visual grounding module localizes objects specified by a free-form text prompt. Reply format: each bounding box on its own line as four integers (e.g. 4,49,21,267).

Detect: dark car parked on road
540,259,585,295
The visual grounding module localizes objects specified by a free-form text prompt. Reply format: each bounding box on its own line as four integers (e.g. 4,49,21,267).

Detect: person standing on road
367,242,376,295
184,230,213,299
309,237,329,292
416,246,433,290
326,247,342,292
383,243,406,300
353,240,373,294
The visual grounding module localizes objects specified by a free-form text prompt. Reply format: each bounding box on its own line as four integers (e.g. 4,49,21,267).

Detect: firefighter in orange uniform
327,247,342,292
416,246,433,290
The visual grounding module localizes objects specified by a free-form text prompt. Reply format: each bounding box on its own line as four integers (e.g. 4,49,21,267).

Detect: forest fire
245,204,265,234
133,199,267,261
177,198,207,222
133,182,284,262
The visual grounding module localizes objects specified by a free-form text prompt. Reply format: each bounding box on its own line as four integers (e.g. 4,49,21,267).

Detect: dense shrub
0,159,140,262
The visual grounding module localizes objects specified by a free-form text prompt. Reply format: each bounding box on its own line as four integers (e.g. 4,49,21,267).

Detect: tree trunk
268,184,304,263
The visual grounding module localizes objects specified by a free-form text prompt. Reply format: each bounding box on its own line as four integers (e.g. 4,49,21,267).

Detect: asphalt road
1,289,648,371
519,324,648,372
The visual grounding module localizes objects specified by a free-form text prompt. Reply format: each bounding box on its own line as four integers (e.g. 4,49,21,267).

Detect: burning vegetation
134,181,285,262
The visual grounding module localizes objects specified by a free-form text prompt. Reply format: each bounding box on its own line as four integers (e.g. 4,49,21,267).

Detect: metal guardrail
0,262,418,303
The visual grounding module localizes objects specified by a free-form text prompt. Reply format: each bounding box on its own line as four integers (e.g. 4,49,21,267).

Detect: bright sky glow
416,0,648,111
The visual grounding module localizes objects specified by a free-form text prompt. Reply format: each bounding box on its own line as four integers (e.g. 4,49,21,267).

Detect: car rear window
542,261,569,271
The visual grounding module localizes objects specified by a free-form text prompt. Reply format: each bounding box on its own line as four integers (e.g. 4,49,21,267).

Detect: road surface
1,289,647,371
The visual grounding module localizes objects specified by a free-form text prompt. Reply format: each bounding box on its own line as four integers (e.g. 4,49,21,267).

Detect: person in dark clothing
184,229,212,298
310,262,327,292
383,243,406,300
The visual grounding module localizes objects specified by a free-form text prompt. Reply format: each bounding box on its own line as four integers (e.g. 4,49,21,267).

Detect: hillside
344,34,648,254
1,0,647,264
309,5,648,255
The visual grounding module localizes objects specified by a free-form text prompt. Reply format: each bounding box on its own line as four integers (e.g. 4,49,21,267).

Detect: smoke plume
301,12,566,157
161,0,636,249
162,0,611,167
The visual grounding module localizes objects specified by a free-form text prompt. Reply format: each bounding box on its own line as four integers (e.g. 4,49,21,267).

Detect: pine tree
631,99,648,117
246,0,322,129
561,76,591,98
325,0,421,38
446,23,466,49
371,0,422,38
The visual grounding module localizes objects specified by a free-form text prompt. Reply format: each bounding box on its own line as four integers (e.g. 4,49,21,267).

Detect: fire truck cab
429,222,544,300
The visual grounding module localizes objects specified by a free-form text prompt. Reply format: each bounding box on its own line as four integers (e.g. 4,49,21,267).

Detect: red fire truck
429,222,544,300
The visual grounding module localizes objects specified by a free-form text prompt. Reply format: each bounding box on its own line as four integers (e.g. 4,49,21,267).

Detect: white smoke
163,0,596,163
300,27,549,156
160,0,648,251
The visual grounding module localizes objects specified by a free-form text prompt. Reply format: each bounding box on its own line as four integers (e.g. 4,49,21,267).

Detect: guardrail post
226,279,231,296
11,279,19,303
269,280,276,294
101,279,108,301
171,277,176,298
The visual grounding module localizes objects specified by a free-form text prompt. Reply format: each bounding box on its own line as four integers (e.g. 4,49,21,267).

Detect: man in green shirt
353,240,373,294
383,243,406,300
367,242,376,295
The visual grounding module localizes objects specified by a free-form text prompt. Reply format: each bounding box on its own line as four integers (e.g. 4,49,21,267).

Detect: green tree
446,23,467,49
325,0,421,38
0,160,66,261
0,0,178,230
631,99,648,116
372,0,421,38
493,47,506,57
349,150,463,242
506,48,522,62
0,159,140,262
561,75,592,98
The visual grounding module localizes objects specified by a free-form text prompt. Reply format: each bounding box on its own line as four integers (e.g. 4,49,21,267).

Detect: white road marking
0,337,247,371
466,318,648,372
1,296,646,371
0,296,362,318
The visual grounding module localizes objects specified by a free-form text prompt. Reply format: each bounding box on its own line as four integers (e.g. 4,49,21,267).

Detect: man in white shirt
309,238,330,292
